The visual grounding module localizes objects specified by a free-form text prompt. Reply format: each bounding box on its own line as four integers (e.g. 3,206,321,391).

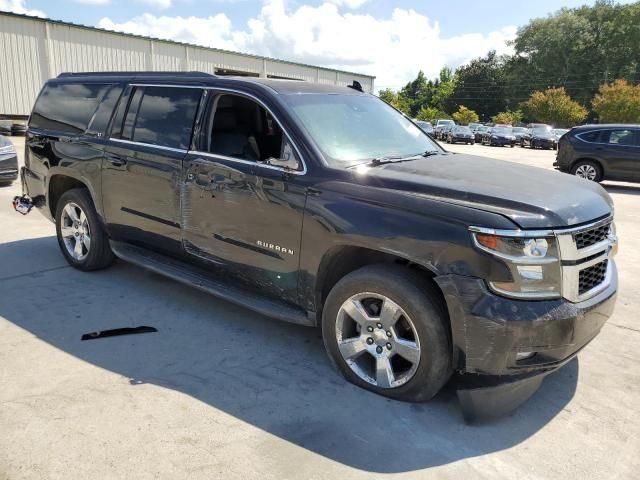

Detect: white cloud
324,0,370,9
97,0,517,90
137,0,171,9
0,0,45,16
74,0,110,4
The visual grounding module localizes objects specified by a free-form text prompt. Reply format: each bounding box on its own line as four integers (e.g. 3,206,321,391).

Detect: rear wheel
322,265,452,402
571,160,602,182
55,188,116,271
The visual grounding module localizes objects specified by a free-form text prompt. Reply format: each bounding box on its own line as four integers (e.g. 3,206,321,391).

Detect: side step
110,241,314,327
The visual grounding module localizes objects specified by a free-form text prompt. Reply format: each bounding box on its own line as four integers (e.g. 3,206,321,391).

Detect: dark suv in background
18,72,618,421
555,125,640,182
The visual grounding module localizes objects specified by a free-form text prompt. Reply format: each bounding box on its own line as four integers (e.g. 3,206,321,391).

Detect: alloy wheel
575,164,597,181
60,202,91,261
335,292,421,389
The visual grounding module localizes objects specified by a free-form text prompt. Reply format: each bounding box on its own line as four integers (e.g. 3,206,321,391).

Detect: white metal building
0,11,375,117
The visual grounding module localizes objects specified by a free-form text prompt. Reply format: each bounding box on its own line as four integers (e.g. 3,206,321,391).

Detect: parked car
481,126,516,147
512,126,528,143
521,126,556,149
473,125,489,143
446,126,475,144
11,121,27,136
415,120,434,134
18,72,618,419
552,128,569,142
0,120,12,136
0,135,18,186
467,122,482,132
439,123,455,140
555,124,640,182
434,119,455,139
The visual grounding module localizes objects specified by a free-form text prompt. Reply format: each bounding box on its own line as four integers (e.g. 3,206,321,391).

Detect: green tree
399,70,433,116
520,87,587,127
378,88,411,115
452,105,479,125
491,110,524,125
416,106,449,122
592,79,640,123
508,1,640,107
432,67,457,112
450,51,509,120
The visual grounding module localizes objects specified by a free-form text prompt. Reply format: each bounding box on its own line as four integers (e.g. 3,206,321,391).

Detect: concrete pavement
1,136,639,479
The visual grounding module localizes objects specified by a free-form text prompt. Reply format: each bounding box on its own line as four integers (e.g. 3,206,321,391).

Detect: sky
1,0,634,90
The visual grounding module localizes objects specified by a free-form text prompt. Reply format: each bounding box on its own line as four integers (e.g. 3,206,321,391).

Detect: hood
363,153,612,229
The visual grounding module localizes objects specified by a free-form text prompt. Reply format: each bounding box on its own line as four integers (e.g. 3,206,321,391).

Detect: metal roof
0,11,375,80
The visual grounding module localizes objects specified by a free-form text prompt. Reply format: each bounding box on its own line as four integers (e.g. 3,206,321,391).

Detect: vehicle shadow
602,182,640,196
0,236,579,473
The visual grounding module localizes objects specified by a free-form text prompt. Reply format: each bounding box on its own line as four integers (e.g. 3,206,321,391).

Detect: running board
110,241,315,327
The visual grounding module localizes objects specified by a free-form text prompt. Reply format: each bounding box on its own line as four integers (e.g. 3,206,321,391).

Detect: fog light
516,351,536,361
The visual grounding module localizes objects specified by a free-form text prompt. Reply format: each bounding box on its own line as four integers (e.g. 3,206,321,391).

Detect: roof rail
57,71,216,78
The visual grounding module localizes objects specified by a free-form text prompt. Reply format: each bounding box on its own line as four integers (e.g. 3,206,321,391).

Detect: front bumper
435,268,617,378
489,137,515,146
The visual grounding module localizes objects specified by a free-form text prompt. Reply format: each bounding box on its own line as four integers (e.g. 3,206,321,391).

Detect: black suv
555,124,640,182
19,72,618,419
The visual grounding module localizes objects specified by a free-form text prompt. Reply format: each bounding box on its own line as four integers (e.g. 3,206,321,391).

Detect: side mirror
264,157,300,171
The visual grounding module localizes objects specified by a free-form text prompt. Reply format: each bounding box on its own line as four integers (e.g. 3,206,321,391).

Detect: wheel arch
47,171,100,220
314,245,447,327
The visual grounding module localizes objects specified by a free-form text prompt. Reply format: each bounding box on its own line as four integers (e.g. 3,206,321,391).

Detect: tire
322,264,452,402
55,188,116,271
0,180,14,187
570,160,602,182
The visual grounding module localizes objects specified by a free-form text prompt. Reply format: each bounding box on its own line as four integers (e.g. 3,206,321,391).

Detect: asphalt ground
0,136,638,479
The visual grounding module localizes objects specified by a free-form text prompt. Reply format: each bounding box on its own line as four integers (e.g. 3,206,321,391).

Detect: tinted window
131,87,202,149
85,85,124,137
204,94,293,165
121,88,144,140
603,129,635,146
30,83,111,134
578,130,600,143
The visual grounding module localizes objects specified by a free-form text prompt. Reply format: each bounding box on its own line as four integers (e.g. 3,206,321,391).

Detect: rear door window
131,87,202,149
602,129,635,146
30,83,111,134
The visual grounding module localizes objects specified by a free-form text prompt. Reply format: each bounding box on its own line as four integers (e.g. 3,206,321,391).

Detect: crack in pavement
0,265,70,282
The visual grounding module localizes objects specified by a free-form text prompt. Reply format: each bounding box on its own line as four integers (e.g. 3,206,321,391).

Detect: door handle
105,153,127,167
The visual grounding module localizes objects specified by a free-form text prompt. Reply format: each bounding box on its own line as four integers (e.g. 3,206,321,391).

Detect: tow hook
12,195,33,215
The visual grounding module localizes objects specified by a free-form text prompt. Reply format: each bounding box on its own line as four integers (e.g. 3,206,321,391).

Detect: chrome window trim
123,83,308,175
575,128,640,148
110,137,188,154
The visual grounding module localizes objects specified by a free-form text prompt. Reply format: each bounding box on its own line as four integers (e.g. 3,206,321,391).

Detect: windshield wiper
350,150,440,168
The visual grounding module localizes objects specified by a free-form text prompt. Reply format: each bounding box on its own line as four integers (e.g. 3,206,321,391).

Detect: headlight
491,135,498,140
470,227,562,299
0,144,16,155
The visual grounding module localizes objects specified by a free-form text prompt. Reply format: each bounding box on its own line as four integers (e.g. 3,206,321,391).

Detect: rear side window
30,83,111,134
578,130,601,143
602,129,636,146
131,87,202,149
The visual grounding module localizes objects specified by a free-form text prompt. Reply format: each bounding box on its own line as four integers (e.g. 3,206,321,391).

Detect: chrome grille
574,222,611,249
556,216,615,303
578,260,608,295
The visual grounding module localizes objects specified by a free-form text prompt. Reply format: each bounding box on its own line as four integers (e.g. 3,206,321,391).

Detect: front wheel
55,188,116,271
322,265,452,402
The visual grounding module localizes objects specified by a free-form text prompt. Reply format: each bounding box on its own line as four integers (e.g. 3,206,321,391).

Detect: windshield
533,127,551,134
454,126,472,133
416,121,432,129
437,120,454,126
283,94,440,166
476,126,488,132
492,127,512,135
553,129,569,135
512,127,527,133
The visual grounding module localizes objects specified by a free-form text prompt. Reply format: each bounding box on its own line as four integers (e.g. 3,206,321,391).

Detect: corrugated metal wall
0,12,375,116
